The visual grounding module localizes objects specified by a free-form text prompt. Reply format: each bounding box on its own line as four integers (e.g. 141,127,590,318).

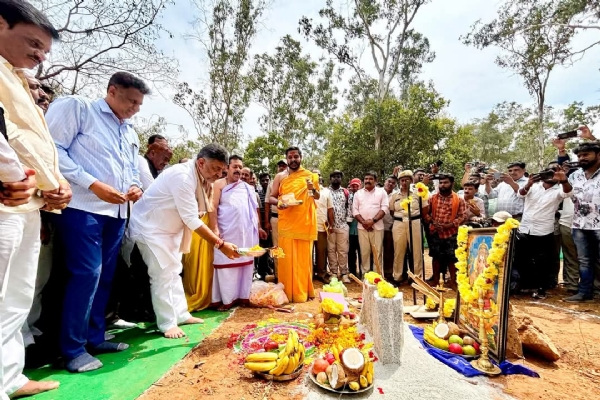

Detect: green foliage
243,132,290,176
320,82,451,181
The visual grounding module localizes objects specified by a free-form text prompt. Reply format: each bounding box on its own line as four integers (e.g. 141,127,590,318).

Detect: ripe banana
332,345,340,362
298,342,305,365
285,330,294,355
245,352,278,363
283,352,298,374
244,361,277,372
268,355,289,376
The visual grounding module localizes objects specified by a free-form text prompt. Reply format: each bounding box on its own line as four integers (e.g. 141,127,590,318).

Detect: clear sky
136,0,600,143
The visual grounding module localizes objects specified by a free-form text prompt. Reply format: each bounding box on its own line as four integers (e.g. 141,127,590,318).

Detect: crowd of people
1,1,600,398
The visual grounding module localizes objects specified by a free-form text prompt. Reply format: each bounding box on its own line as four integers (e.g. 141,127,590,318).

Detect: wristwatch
373,217,379,223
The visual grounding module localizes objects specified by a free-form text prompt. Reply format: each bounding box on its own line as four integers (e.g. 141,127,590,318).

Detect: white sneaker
342,274,351,283
108,319,137,329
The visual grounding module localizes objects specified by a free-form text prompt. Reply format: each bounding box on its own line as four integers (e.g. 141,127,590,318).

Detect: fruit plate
423,340,479,360
238,248,267,257
308,370,374,394
254,364,304,381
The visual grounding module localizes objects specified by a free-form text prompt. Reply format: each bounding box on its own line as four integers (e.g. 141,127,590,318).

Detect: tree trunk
537,100,545,171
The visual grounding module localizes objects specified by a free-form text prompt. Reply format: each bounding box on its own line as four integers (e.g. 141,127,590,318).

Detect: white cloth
559,197,574,228
569,168,600,230
0,135,25,183
211,264,254,307
518,183,572,236
0,211,40,395
129,161,205,269
353,187,389,231
487,178,528,215
138,154,154,190
136,242,191,332
315,187,332,232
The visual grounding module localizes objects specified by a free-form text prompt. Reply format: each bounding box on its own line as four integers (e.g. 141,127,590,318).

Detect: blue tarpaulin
409,325,540,378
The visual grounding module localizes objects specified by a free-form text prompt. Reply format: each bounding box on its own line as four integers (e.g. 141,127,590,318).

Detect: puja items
243,329,305,381
309,346,375,393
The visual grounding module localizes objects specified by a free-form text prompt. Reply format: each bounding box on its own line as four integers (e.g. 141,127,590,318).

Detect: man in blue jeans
566,137,600,302
46,72,148,371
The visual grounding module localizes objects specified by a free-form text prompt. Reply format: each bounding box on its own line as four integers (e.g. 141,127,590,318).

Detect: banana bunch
423,325,450,351
359,349,374,387
244,329,305,376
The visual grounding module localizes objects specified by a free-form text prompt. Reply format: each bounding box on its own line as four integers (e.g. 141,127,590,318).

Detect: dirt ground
140,267,600,400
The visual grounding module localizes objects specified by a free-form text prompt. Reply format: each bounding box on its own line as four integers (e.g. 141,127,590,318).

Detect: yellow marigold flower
364,271,382,285
377,280,399,298
321,298,344,315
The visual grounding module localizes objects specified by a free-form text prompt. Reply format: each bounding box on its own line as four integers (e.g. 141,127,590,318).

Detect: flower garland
377,280,398,298
455,218,520,304
364,271,381,285
400,182,429,212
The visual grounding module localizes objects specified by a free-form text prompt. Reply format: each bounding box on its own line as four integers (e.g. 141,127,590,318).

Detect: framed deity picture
454,227,515,363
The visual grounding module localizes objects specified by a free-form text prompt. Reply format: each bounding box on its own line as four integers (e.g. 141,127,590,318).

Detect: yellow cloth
0,56,62,214
182,214,214,311
278,237,315,303
277,167,319,302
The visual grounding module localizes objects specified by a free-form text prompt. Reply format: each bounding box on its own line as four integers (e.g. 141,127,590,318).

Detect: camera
431,174,445,180
564,161,580,169
532,169,555,181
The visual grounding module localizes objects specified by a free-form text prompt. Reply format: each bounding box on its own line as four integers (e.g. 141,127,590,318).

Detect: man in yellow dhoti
269,147,320,303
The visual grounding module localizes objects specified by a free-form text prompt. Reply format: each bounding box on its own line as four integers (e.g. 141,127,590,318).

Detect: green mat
26,310,230,400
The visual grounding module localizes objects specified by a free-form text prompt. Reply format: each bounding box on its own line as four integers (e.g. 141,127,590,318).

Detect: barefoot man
209,155,267,310
269,147,320,302
1,0,72,395
129,144,240,338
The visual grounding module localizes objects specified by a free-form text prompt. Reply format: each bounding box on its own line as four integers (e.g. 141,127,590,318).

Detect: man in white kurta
129,145,239,338
210,156,266,311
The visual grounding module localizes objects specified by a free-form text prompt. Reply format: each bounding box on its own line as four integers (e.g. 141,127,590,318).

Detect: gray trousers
559,224,579,290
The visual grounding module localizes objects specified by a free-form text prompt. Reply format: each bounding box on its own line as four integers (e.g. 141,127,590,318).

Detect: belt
512,213,522,219
393,215,420,222
270,213,278,219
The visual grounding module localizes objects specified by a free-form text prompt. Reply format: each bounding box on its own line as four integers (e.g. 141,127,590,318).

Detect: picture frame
454,227,516,363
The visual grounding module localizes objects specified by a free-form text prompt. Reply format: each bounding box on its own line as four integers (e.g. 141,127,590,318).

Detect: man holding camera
486,162,528,220
566,138,600,302
517,167,572,299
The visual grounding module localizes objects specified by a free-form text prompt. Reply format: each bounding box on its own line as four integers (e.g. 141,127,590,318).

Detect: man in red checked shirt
424,174,466,289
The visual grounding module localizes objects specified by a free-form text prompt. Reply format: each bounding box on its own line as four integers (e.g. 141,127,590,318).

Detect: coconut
340,347,365,374
433,323,450,339
447,322,461,337
326,362,346,389
316,371,328,385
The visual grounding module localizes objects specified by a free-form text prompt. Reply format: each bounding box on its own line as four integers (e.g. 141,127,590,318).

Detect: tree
32,0,178,94
463,1,580,169
299,0,435,150
243,132,289,175
248,35,339,147
320,82,450,179
173,0,268,150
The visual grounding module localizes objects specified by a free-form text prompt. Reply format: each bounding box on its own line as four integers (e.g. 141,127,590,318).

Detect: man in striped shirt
46,72,147,373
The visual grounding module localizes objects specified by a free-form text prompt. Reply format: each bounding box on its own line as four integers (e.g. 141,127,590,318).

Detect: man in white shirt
352,172,389,274
516,168,572,299
486,162,528,219
129,144,239,338
460,182,485,225
0,1,70,396
315,176,332,283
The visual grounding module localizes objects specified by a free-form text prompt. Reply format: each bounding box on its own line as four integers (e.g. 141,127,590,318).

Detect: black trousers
517,232,555,292
348,234,361,277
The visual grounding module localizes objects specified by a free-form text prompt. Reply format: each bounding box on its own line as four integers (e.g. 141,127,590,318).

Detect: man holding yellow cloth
269,147,319,303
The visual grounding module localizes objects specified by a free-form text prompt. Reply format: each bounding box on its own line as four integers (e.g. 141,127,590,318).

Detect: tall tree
248,35,338,147
173,0,267,150
463,1,579,169
243,132,289,175
299,0,435,150
33,0,178,94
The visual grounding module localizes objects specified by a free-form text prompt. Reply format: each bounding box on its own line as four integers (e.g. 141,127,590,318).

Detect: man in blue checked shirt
45,72,147,373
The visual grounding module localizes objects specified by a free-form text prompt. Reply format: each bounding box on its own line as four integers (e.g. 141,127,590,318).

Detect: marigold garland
321,298,344,315
455,218,520,304
414,182,429,199
400,197,412,212
377,280,399,298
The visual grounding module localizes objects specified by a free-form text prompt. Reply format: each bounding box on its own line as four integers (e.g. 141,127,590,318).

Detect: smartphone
557,130,578,140
538,170,555,180
493,172,502,179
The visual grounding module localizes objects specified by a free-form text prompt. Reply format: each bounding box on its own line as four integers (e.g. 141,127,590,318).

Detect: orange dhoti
277,167,319,303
